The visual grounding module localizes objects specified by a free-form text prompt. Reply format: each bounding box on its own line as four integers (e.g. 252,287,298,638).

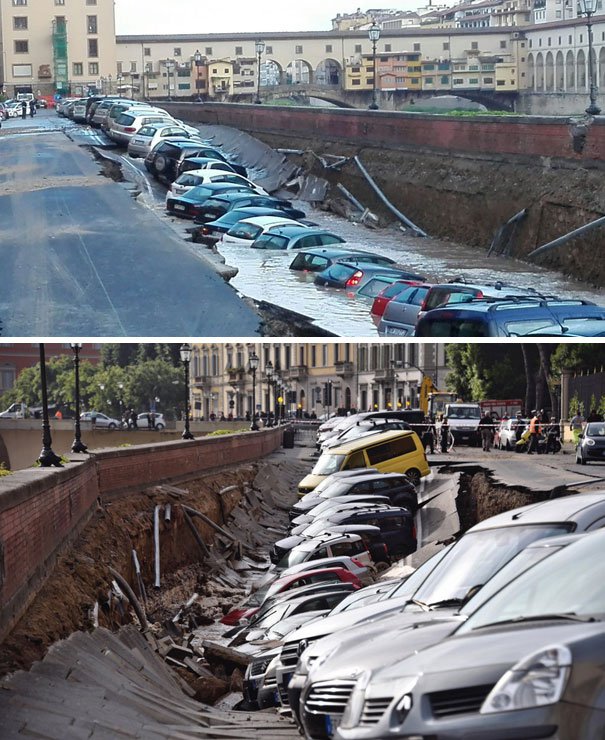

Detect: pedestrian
569,411,585,444
546,417,561,453
514,411,525,443
54,409,63,420
90,410,98,430
147,411,153,429
21,100,27,119
129,408,138,430
421,416,435,454
150,412,156,430
440,416,450,454
29,100,35,118
478,412,494,451
527,410,541,454
587,409,603,423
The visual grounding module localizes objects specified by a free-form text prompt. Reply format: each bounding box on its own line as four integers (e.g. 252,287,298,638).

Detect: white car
127,123,202,158
219,215,303,247
109,111,177,145
71,98,90,122
167,169,268,199
80,411,121,429
497,417,528,449
135,412,166,430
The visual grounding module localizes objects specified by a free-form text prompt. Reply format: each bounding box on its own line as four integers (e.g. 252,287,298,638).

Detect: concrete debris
297,174,329,203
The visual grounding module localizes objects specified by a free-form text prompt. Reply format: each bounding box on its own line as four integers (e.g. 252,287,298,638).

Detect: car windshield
412,524,572,607
311,453,346,476
277,549,314,569
459,531,605,632
253,234,289,250
586,423,605,436
418,318,489,337
228,223,263,239
384,545,455,601
320,481,356,499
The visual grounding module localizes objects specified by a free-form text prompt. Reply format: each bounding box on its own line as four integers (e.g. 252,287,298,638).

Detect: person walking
129,408,138,430
90,410,98,430
587,409,603,423
569,411,585,444
29,100,35,118
21,100,27,119
440,416,450,454
421,416,435,454
527,410,541,454
479,412,494,451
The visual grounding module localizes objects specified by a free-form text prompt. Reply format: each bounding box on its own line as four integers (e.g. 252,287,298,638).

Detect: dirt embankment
0,466,257,677
256,133,605,287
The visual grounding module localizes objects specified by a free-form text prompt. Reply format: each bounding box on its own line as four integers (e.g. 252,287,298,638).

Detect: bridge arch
566,49,575,89
545,51,554,92
555,50,564,91
527,52,535,90
262,59,282,86
535,52,545,91
315,58,342,86
599,47,605,88
285,58,313,85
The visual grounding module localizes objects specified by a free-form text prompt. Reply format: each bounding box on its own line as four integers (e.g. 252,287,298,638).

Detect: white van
0,402,28,418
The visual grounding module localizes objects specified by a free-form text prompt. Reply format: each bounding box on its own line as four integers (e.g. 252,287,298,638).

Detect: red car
220,567,362,625
371,279,424,319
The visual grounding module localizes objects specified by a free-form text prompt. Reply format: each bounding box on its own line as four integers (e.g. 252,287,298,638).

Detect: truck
417,376,457,419
0,402,28,419
444,401,483,446
479,399,523,419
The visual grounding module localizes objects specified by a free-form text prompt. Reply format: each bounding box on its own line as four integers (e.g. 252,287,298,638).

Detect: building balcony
285,365,308,381
335,361,354,378
193,375,211,389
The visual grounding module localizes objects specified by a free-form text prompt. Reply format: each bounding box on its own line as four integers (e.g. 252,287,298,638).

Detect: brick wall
0,427,284,642
169,102,605,162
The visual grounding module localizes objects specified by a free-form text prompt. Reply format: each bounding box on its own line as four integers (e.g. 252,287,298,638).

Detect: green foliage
551,344,605,375
0,462,12,477
101,344,182,369
206,428,247,436
445,344,527,400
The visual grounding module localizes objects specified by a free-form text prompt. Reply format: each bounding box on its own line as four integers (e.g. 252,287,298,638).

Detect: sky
113,1,415,35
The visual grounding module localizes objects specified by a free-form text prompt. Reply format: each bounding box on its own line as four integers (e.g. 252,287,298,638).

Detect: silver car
377,283,432,337
109,111,175,145
127,123,202,158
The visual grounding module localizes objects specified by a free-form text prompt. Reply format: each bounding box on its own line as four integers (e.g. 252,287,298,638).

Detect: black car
576,421,605,464
315,261,426,290
289,246,399,273
145,140,232,183
192,191,295,224
179,154,247,178
166,183,253,218
193,206,308,244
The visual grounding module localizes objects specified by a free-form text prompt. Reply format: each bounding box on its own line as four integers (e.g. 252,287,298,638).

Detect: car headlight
340,673,417,730
480,645,572,714
585,438,596,446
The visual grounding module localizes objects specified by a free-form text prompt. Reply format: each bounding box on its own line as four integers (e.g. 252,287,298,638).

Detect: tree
551,344,605,375
445,344,528,401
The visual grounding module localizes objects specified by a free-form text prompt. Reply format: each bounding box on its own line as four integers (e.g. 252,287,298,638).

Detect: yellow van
298,429,430,494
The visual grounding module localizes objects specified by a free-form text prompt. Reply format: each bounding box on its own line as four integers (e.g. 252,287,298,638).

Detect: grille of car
278,684,290,706
263,674,277,689
360,696,393,725
250,658,271,678
304,680,357,716
280,643,302,669
429,684,493,718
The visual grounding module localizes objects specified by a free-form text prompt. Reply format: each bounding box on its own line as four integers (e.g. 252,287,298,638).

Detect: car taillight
411,524,417,540
201,227,210,234
476,290,484,298
124,127,136,133
345,270,363,287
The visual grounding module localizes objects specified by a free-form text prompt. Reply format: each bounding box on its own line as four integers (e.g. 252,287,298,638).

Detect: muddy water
222,200,605,337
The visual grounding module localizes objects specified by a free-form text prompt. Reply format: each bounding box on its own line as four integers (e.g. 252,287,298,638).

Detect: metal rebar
153,504,161,588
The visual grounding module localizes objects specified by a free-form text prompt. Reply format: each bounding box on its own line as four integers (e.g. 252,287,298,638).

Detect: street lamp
117,73,123,98
194,49,203,101
117,382,124,420
38,344,63,467
179,343,194,440
578,0,601,115
70,343,87,454
248,351,259,431
265,360,274,426
368,23,381,110
255,39,265,104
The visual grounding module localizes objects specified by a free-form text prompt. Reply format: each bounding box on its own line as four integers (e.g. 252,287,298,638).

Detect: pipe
183,508,211,558
353,156,427,237
528,214,605,259
109,566,149,631
182,504,236,542
336,183,365,212
487,208,527,257
131,548,147,607
164,503,172,522
153,504,161,588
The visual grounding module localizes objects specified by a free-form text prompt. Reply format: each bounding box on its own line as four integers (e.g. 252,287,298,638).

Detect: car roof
280,556,362,576
263,225,331,236
470,492,605,531
324,471,408,484
325,428,416,453
237,215,297,226
292,533,363,551
425,298,597,314
274,566,350,584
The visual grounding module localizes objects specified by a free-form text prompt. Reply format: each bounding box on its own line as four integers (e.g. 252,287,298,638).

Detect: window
73,62,83,76
342,451,367,470
326,44,333,53
351,79,361,85
295,45,303,54
86,0,97,4
14,40,29,53
89,62,99,75
13,17,27,29
173,47,182,57
55,0,65,4
355,44,362,53
144,47,151,56
500,40,506,48
88,38,98,57
441,75,449,84
265,45,273,54
413,43,420,51
385,44,392,52
87,15,97,33
483,77,493,84
425,76,434,84
130,61,136,72
205,47,212,55
322,344,328,366
235,46,243,55
366,436,417,465
12,0,27,4
443,42,450,50
471,41,479,49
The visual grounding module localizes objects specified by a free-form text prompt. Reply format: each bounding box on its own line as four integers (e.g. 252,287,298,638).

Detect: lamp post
579,0,601,115
265,360,274,426
38,344,63,467
166,59,174,101
249,351,259,430
179,343,194,440
108,74,112,95
193,49,203,101
117,73,123,98
368,23,381,110
255,39,265,104
117,382,124,421
70,343,88,454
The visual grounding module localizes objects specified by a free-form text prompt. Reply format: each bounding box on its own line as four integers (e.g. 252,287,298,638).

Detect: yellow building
207,59,234,99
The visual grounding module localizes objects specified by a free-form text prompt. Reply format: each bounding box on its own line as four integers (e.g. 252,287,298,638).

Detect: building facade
0,0,117,98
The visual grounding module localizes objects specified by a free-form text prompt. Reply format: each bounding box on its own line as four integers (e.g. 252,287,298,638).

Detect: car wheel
156,423,165,431
505,440,511,451
406,468,421,487
108,422,117,430
154,155,168,173
579,453,587,465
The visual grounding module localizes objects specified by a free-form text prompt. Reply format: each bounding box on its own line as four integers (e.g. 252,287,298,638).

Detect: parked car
315,262,424,292
251,226,345,251
334,529,605,740
219,215,303,247
108,111,176,145
263,555,372,588
276,533,373,573
165,183,253,218
523,317,605,336
371,279,427,319
103,101,164,131
322,419,412,451
192,192,293,224
414,298,605,337
221,566,362,625
80,411,121,429
145,140,230,183
298,429,430,492
168,169,267,199
497,417,528,449
127,125,203,158
70,98,90,123
135,412,166,430
289,247,399,274
178,154,247,178
576,421,605,464
194,206,308,244
377,283,434,336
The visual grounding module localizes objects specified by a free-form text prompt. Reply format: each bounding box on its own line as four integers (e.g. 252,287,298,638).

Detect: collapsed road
1,427,601,739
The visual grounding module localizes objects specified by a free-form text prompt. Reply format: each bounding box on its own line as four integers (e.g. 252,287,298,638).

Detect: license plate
386,326,408,336
173,204,185,211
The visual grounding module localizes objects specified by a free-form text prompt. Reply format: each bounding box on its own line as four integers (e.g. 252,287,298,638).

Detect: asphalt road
0,113,260,337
